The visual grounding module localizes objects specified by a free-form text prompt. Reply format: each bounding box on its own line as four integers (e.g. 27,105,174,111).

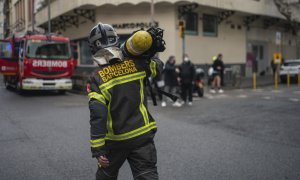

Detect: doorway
251,43,269,76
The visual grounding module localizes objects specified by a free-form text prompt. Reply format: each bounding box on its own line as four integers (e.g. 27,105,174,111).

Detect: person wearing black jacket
161,56,182,107
87,23,165,180
211,53,225,93
178,54,195,106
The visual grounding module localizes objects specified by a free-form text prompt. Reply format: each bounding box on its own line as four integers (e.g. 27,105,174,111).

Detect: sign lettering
112,22,159,29
32,60,68,68
98,60,138,82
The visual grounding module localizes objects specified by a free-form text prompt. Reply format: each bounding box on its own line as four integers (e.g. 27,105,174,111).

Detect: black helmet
88,23,119,54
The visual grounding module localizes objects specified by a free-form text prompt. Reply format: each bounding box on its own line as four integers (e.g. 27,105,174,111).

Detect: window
79,39,93,65
0,41,12,59
184,12,198,35
203,14,218,37
26,40,71,60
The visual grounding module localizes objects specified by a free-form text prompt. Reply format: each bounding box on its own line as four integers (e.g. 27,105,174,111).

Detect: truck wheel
4,78,10,90
16,82,24,95
58,90,66,95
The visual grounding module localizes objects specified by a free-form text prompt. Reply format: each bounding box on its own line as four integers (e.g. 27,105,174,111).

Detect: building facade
0,0,4,38
4,0,300,77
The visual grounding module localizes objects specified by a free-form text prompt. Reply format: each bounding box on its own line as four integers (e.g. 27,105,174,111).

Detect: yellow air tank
126,31,153,56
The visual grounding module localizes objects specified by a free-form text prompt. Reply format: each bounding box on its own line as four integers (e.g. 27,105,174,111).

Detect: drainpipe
150,0,155,26
32,0,34,32
48,0,51,33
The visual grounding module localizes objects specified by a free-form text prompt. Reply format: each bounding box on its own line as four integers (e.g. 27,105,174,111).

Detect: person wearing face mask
178,54,196,106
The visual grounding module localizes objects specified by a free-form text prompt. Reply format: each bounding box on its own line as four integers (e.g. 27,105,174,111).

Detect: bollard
253,72,256,90
298,71,300,87
287,71,290,88
274,72,278,90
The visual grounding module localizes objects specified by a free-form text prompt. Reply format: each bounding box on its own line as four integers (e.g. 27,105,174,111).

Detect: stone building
3,0,300,78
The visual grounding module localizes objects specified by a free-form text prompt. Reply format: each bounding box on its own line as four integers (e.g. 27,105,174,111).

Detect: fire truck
0,32,77,93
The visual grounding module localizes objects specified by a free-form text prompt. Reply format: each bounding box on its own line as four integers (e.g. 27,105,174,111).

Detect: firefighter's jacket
88,57,163,158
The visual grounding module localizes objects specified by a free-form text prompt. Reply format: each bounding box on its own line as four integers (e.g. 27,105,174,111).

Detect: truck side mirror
19,49,24,60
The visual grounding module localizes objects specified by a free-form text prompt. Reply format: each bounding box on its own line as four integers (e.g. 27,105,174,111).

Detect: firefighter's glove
91,146,108,158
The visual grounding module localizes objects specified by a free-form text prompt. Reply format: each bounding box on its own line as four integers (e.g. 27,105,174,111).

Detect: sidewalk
0,74,274,93
69,74,275,94
223,75,274,90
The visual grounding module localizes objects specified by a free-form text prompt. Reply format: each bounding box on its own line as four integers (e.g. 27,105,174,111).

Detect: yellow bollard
287,71,290,88
274,72,278,90
253,72,256,90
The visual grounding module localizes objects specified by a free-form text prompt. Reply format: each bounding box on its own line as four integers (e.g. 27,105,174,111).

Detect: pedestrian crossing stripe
262,96,271,100
236,95,247,98
289,98,299,102
293,91,300,94
271,90,282,93
253,89,264,92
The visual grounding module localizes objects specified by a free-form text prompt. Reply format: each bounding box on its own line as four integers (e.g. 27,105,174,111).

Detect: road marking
253,89,264,92
271,90,283,93
215,94,228,99
205,94,214,99
293,91,300,95
262,96,271,100
289,98,299,102
235,89,244,92
237,94,248,98
193,98,201,101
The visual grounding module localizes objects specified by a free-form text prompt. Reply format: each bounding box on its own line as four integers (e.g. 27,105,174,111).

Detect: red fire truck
0,32,77,93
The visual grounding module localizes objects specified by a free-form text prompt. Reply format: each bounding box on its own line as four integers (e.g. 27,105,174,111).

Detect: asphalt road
0,81,300,180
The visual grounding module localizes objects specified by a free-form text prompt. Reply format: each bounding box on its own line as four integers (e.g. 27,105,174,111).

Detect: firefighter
87,23,165,180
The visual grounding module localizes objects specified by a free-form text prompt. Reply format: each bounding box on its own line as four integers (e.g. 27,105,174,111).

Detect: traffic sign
276,32,281,45
273,53,282,64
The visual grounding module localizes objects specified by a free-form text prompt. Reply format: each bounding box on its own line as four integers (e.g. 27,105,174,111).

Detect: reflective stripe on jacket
88,58,163,157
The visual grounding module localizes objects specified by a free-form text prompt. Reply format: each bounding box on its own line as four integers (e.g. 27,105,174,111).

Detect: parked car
279,59,300,83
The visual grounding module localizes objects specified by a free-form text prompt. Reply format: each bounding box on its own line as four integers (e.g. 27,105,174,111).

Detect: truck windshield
0,41,12,58
26,40,71,60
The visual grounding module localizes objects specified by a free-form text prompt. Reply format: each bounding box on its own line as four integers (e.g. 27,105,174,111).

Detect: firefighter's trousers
96,141,158,180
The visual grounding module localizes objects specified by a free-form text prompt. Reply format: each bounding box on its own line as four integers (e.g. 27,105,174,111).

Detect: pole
150,0,154,26
48,0,51,33
298,70,300,87
182,35,185,61
274,71,278,90
253,72,256,90
287,71,290,88
32,0,34,32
